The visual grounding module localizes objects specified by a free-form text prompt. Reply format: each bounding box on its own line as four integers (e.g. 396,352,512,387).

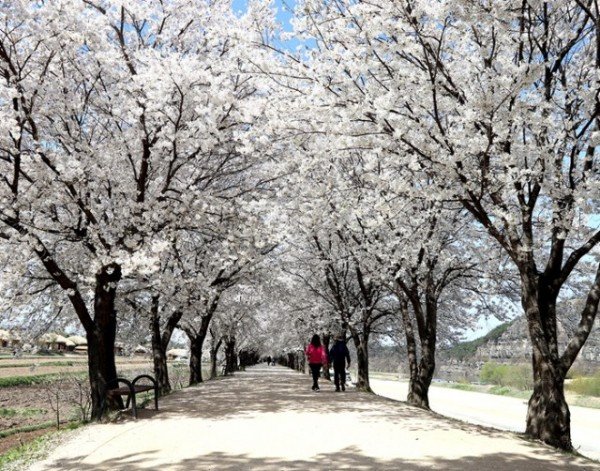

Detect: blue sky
232,0,309,51
232,0,296,30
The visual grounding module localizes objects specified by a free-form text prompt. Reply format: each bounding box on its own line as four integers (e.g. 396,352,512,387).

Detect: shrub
480,362,533,390
0,408,46,418
489,386,512,395
450,383,477,392
567,372,600,397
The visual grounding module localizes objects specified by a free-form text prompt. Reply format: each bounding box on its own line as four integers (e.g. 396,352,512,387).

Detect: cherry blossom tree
175,216,276,384
0,0,272,418
288,0,600,450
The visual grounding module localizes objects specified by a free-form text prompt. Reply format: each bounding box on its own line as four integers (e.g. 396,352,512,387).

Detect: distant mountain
442,311,600,366
441,321,515,361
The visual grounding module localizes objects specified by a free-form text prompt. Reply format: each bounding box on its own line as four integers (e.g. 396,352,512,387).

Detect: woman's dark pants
309,363,321,389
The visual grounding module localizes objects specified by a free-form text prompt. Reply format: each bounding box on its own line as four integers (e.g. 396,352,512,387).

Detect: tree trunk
224,336,237,375
150,296,170,395
88,263,122,420
351,331,371,392
401,298,425,408
526,350,571,450
188,335,204,385
322,333,331,381
397,283,439,410
297,351,305,372
209,335,223,380
402,297,436,409
409,340,435,409
185,313,213,385
521,273,572,450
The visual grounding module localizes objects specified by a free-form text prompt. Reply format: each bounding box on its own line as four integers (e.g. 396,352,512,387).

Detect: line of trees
255,0,600,452
0,0,278,419
0,0,598,454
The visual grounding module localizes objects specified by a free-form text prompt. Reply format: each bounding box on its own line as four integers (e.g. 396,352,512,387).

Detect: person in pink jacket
305,334,328,391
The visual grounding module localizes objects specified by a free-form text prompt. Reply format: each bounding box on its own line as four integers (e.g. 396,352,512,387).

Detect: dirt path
27,366,598,471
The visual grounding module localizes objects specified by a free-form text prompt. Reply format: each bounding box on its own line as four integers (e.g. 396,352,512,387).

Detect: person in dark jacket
329,335,350,391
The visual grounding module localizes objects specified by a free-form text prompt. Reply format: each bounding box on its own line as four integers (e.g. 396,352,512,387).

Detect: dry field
0,355,186,456
0,356,151,379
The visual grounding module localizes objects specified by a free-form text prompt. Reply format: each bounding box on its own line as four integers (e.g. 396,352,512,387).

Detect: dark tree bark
188,333,204,385
521,277,572,449
520,266,600,450
150,296,183,395
287,352,296,370
297,351,305,372
25,236,125,420
322,333,331,381
398,290,438,410
209,329,223,380
223,335,237,375
350,329,371,392
183,293,221,385
401,298,422,406
150,296,169,395
88,263,123,420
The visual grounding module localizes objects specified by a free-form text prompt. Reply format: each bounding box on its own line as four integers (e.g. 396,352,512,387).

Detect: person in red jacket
305,334,327,391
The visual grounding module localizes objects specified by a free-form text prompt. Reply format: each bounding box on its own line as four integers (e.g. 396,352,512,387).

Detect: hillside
442,321,515,361
441,312,600,366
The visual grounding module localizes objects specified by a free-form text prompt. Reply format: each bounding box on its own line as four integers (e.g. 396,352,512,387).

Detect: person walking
305,334,327,391
329,335,351,392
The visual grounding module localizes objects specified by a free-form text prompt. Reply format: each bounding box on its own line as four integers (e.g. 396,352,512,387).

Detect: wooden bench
107,374,159,419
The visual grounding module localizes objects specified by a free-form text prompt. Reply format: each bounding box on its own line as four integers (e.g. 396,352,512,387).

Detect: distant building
67,335,87,353
167,348,189,360
133,345,150,356
0,329,10,348
0,330,22,349
38,333,70,352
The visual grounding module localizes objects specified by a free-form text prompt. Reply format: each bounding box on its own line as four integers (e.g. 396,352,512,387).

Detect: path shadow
34,366,598,471
42,448,600,471
135,366,519,440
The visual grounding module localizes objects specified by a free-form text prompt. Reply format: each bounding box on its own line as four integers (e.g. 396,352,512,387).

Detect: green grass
488,385,532,399
0,361,79,369
448,382,478,392
0,421,82,470
437,376,600,408
0,433,52,469
0,419,82,440
0,374,62,388
0,374,57,388
0,408,46,418
436,381,532,399
570,395,600,409
0,372,88,388
370,372,399,381
0,421,55,439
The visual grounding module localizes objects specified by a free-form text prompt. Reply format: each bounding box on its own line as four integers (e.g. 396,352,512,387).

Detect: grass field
370,370,600,409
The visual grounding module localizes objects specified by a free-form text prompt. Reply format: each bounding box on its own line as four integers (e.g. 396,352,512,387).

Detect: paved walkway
371,379,600,461
29,366,598,470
